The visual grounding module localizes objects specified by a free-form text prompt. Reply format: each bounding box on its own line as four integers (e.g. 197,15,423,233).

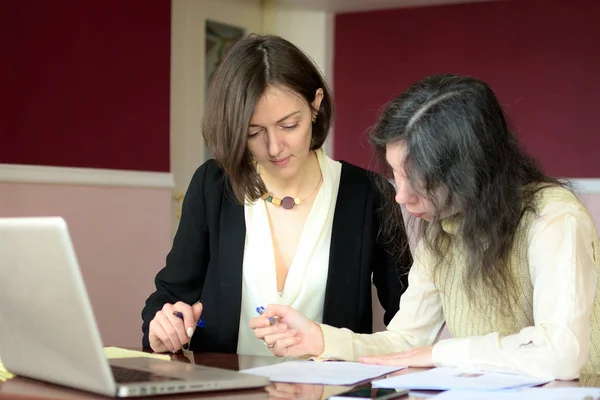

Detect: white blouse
319,201,598,380
237,150,342,355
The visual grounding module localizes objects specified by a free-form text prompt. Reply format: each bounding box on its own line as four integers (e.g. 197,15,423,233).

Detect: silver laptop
0,217,269,397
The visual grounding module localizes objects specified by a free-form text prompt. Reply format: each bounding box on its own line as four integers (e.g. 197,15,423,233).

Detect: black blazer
142,159,411,352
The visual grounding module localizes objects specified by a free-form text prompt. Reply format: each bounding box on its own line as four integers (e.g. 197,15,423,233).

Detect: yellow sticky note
0,349,170,383
0,358,16,382
103,347,171,361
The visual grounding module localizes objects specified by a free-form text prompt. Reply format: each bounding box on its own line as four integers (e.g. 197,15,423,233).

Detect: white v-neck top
237,150,342,355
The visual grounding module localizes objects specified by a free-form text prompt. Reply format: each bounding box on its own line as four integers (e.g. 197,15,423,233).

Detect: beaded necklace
261,174,322,210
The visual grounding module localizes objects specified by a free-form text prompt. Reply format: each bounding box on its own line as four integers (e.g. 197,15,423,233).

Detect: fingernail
187,327,194,338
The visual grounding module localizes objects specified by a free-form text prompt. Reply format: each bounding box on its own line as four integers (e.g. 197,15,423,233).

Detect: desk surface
0,351,592,400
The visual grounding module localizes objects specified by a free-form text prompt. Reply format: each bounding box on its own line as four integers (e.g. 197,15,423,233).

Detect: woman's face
386,141,437,221
246,85,323,182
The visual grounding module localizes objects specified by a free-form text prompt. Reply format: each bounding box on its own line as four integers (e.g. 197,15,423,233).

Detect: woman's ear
311,88,324,119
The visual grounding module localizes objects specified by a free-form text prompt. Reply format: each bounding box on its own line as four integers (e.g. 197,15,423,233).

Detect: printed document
242,360,405,385
372,367,550,391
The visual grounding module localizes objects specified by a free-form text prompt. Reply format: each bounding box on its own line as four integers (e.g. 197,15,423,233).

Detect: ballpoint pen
172,311,205,352
172,311,205,328
256,306,278,326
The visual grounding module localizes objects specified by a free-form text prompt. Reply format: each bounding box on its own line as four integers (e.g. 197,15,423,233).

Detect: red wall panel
334,0,600,177
1,0,171,172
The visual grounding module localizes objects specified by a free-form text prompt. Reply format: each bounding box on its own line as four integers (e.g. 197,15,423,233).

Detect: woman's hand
265,382,324,400
359,345,434,367
149,301,203,353
249,304,325,358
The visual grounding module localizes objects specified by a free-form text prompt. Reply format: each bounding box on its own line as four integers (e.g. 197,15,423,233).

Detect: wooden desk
0,352,594,400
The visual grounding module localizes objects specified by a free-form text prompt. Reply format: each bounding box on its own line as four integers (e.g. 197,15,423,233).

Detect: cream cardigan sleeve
318,240,445,360
432,202,597,380
318,202,597,381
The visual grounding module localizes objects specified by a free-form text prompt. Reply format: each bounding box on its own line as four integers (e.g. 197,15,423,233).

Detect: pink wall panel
0,183,172,347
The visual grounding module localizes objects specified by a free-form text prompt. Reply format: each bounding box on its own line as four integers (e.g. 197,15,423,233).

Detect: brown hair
202,34,334,203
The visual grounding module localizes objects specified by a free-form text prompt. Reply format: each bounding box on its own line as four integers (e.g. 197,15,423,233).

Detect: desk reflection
1,352,596,400
265,382,324,400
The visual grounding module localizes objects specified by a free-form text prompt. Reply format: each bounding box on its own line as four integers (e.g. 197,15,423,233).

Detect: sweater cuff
432,337,473,369
314,324,356,361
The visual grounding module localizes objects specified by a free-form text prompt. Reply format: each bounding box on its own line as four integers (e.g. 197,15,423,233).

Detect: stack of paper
433,387,600,400
372,367,551,391
242,360,405,385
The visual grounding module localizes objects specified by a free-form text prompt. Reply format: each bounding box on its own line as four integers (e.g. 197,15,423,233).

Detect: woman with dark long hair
251,74,600,379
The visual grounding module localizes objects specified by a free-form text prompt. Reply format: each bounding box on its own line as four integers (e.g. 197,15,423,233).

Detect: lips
270,156,291,166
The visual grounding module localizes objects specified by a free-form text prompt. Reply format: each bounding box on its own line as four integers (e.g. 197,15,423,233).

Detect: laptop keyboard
110,365,182,383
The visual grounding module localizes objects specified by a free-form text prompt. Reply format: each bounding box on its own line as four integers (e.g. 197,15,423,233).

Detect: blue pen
172,311,205,328
256,306,277,326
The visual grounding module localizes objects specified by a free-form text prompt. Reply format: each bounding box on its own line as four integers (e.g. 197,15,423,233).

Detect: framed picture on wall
204,20,245,161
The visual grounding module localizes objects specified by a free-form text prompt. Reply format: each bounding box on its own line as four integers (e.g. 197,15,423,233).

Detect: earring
312,114,317,123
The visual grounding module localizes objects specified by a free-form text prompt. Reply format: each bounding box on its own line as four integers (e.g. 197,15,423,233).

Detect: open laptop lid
0,217,117,396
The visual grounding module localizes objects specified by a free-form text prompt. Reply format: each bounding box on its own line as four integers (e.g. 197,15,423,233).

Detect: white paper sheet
433,387,600,400
241,360,405,385
372,367,550,391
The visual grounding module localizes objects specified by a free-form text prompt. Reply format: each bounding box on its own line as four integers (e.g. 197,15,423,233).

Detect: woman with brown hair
141,34,412,356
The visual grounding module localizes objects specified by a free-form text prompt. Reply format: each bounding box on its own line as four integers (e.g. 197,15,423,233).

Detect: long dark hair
370,73,565,308
202,33,333,203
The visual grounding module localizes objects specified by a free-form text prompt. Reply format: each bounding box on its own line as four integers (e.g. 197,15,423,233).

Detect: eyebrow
249,111,301,127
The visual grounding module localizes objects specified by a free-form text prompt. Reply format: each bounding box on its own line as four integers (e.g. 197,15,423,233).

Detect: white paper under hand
241,361,406,385
372,367,551,391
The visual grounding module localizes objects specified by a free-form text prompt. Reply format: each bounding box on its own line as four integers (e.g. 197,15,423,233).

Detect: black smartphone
329,387,409,399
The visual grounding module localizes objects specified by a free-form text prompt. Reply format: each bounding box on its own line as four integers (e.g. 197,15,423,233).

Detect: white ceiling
274,0,497,14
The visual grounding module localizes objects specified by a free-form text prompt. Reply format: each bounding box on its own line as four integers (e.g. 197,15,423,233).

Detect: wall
2,0,171,171
0,178,172,348
333,0,600,225
261,2,335,155
334,0,600,179
2,0,331,345
1,0,173,347
170,0,262,205
335,0,600,331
